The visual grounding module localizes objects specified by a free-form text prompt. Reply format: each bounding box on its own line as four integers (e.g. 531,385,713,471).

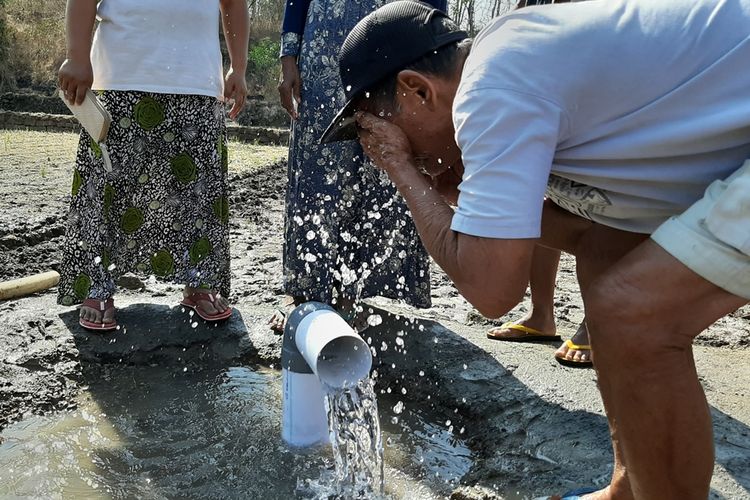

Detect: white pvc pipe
294,309,372,390
281,368,329,447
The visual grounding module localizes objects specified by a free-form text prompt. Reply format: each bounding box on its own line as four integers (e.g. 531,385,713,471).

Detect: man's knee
584,269,687,366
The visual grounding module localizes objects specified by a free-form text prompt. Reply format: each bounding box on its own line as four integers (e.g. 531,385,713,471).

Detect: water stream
0,363,473,499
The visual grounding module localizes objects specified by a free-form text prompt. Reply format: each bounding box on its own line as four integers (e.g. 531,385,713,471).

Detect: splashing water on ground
300,377,385,499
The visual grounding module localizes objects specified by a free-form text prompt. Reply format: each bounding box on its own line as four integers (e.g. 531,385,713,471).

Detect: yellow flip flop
487,321,561,342
554,339,593,368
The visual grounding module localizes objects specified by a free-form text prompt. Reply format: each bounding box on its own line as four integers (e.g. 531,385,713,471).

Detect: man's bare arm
356,112,535,318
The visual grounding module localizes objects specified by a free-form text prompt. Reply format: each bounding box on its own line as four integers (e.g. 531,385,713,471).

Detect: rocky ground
1,129,749,499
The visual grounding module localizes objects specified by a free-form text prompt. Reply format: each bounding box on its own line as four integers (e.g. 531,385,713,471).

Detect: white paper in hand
59,89,112,143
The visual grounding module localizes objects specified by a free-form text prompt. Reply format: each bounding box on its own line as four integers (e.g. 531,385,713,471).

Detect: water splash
322,377,385,499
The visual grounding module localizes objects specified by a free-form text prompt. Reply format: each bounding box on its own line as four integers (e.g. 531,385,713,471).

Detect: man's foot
487,310,558,341
554,322,593,367
79,297,117,331
550,485,607,499
182,287,232,321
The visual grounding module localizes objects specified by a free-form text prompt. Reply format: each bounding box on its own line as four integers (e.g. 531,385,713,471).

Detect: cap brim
319,100,359,144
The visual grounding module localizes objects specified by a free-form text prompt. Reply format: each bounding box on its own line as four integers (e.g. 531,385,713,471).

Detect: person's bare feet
268,295,305,332
183,286,230,315
487,309,557,340
79,298,116,325
554,322,592,365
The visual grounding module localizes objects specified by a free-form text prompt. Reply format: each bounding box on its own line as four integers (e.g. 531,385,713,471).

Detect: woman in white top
57,0,248,330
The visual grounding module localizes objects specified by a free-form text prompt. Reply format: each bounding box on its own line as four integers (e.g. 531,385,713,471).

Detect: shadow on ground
363,305,750,499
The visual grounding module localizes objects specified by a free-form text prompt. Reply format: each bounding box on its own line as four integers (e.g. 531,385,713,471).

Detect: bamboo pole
0,271,60,301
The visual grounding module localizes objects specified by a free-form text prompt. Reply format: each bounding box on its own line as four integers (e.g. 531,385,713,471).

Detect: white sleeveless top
91,0,224,98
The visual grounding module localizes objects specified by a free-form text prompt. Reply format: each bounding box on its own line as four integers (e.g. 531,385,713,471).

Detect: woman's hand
224,67,248,120
278,56,301,120
355,111,414,173
58,58,93,105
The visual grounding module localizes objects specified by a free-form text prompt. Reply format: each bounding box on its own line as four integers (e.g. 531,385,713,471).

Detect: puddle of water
0,364,475,499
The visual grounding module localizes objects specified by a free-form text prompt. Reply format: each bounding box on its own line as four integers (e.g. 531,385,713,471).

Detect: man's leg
584,240,747,499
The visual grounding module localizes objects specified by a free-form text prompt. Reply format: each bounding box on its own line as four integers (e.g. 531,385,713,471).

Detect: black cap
319,0,468,144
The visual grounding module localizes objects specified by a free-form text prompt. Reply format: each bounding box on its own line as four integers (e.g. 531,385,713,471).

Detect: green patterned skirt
57,91,230,306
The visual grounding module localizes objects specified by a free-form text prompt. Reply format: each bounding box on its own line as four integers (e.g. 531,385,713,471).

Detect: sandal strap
186,291,219,303
499,321,546,336
82,297,114,311
565,339,592,351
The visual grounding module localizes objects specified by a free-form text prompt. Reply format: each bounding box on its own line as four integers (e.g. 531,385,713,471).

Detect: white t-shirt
91,0,224,98
451,0,750,238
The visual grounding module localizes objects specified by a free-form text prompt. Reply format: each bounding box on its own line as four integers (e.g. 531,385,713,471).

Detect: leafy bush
247,37,280,99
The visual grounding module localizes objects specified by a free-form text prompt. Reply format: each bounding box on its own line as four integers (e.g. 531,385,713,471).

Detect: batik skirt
283,0,431,308
57,91,230,306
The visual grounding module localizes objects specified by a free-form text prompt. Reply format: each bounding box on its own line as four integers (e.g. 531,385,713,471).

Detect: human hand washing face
355,111,462,206
355,111,415,173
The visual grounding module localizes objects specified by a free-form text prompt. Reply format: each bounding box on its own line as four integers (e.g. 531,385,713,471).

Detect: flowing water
0,363,473,499
320,378,385,499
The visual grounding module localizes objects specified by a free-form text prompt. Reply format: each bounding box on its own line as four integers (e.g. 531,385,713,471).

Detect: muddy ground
1,129,749,499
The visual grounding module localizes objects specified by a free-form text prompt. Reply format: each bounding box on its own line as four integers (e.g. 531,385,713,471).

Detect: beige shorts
651,160,750,300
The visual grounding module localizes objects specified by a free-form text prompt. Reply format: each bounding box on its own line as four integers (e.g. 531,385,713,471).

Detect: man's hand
224,67,247,120
355,111,414,173
58,58,93,105
278,56,301,120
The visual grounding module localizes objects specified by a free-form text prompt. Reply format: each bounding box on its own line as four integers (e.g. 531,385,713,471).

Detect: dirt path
1,130,748,499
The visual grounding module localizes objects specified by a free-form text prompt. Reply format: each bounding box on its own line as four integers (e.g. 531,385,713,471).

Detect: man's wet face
355,94,457,178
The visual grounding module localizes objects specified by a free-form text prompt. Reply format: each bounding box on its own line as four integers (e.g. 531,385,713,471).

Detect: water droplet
419,370,425,376
367,314,383,326
304,253,317,262
306,230,315,240
393,401,404,414
191,321,198,328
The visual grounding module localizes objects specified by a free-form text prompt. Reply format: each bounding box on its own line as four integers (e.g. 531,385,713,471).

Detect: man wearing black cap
321,0,750,498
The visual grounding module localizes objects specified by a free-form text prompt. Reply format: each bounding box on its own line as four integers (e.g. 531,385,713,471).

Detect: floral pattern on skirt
283,0,431,308
57,91,230,306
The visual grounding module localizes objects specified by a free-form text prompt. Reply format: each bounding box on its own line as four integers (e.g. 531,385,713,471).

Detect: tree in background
449,0,515,36
0,0,510,101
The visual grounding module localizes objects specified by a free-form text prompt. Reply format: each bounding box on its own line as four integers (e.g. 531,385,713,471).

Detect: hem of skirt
282,286,431,309
57,277,231,306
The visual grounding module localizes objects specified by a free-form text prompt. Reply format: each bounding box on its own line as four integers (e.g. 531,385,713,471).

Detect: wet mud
1,130,749,499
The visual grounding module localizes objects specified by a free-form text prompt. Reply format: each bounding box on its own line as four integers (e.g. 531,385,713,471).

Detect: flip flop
554,339,594,368
181,291,233,322
487,321,561,342
559,486,600,499
79,298,117,332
